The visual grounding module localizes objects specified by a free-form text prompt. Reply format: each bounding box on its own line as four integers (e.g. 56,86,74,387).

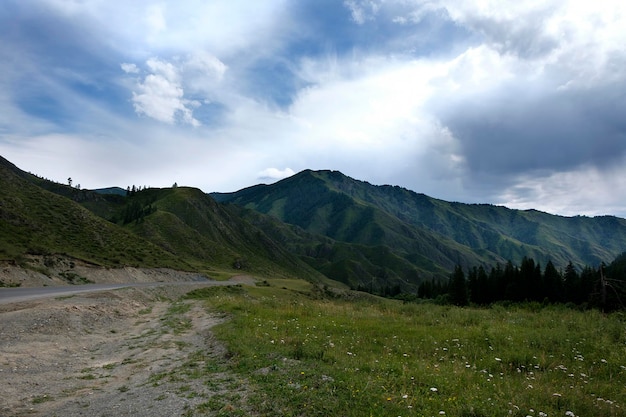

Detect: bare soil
0,267,256,417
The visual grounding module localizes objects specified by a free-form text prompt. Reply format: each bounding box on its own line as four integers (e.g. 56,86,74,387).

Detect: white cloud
291,55,446,146
145,3,167,37
128,55,228,127
496,161,626,217
344,0,382,24
131,60,199,126
120,63,139,74
258,167,296,181
183,52,228,97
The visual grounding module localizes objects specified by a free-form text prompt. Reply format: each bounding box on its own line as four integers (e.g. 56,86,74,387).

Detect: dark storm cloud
439,80,626,177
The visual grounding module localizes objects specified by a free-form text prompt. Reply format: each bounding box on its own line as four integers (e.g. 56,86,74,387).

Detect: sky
1,0,626,218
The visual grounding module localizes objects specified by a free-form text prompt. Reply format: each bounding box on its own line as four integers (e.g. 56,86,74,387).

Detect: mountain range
2,155,625,292
212,169,626,289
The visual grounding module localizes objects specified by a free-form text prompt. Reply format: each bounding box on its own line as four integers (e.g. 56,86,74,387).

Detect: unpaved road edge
0,281,256,417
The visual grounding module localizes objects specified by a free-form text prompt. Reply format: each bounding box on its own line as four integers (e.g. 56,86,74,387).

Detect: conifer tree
449,265,468,306
543,260,563,302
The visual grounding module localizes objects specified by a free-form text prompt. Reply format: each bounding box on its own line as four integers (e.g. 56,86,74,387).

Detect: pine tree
449,265,468,306
563,261,580,303
476,265,490,304
543,260,563,302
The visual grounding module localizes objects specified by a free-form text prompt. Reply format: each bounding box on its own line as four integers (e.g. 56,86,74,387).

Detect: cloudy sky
1,1,626,217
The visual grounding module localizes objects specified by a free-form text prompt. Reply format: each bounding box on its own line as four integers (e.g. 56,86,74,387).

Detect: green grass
186,283,626,417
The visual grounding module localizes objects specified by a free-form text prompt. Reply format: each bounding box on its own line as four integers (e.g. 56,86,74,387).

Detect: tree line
419,255,626,311
109,187,157,225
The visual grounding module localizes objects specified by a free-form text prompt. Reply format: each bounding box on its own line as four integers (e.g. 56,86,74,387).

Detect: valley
1,155,625,416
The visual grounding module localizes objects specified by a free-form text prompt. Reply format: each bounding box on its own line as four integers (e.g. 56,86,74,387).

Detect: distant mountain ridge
93,187,127,196
213,169,626,287
3,153,626,293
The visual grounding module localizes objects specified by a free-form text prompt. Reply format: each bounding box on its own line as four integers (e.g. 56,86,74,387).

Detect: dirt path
0,285,254,416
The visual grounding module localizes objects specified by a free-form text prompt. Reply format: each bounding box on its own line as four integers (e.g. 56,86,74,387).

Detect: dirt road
0,281,255,416
0,280,241,305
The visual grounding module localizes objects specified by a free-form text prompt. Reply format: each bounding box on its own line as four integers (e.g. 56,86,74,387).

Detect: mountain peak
214,169,626,279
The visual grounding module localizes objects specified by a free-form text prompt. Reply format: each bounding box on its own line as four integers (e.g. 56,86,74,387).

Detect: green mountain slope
0,156,188,269
226,204,441,290
213,170,626,283
119,186,325,280
0,156,326,282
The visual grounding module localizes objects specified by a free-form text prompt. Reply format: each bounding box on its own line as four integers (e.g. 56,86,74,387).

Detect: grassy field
184,280,626,417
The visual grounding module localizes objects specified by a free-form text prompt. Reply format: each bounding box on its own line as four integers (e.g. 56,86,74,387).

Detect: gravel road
0,277,257,416
0,280,241,305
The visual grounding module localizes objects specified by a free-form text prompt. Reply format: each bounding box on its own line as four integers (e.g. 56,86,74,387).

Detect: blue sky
1,0,626,217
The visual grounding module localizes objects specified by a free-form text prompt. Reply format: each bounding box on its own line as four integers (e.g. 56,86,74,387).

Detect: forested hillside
214,169,626,278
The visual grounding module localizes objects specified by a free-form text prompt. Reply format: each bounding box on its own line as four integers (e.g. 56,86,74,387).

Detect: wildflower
402,394,408,399
439,411,446,415
430,387,438,392
565,411,575,417
495,357,502,362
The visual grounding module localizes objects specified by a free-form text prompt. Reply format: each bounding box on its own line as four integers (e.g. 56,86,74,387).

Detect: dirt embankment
0,272,256,416
0,255,211,288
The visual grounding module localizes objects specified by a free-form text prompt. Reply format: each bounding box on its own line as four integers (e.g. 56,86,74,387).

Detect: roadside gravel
0,282,255,417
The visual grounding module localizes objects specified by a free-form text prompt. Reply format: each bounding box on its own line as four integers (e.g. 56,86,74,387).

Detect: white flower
495,357,502,362
430,387,438,392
